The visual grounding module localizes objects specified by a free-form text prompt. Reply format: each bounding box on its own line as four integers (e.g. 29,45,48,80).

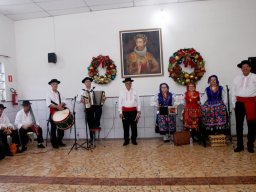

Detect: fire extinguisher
10,88,18,105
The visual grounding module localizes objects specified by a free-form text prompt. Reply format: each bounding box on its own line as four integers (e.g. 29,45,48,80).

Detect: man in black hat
232,60,256,153
0,104,20,155
79,77,106,145
15,100,45,151
46,79,66,148
118,78,141,146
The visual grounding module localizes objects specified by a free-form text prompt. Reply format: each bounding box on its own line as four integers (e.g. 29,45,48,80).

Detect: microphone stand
80,104,93,152
226,85,232,143
68,95,87,154
45,116,50,147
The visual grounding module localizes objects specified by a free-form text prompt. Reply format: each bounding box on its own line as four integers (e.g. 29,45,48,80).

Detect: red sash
122,107,137,112
237,96,256,121
50,107,57,115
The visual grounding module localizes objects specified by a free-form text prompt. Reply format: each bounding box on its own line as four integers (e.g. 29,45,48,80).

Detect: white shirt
232,73,256,107
14,109,39,129
46,90,66,107
118,88,141,114
0,113,14,129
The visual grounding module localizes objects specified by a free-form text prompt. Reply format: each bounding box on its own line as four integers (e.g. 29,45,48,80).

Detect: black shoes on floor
234,146,254,153
123,140,138,146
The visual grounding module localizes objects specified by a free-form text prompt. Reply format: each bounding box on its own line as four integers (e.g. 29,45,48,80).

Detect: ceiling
0,0,210,21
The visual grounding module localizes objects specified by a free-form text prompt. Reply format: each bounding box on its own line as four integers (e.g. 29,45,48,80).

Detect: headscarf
207,75,219,85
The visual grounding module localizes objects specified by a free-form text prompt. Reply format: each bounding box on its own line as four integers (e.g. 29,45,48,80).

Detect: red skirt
183,103,202,130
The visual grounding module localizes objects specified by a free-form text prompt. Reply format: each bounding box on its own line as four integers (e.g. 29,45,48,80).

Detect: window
0,62,6,101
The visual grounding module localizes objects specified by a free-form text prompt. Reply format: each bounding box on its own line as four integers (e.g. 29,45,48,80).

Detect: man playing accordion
79,77,106,145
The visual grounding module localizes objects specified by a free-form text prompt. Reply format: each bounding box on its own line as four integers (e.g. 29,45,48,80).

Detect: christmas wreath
88,55,117,84
168,48,206,85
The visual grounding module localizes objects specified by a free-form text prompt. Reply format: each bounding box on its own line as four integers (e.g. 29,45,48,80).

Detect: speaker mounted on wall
48,53,57,63
248,57,256,74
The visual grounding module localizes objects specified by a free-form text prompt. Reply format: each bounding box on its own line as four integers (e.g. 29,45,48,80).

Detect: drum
52,109,74,130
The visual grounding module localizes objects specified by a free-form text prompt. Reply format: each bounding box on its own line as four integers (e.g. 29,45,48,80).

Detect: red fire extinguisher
10,88,18,105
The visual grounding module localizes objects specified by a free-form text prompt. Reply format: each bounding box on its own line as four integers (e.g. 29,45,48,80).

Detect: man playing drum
15,100,45,151
0,104,20,155
79,77,106,145
46,79,67,149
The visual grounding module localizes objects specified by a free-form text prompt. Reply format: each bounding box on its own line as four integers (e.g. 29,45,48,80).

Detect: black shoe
6,151,13,156
58,143,66,147
234,147,244,152
17,148,23,153
123,141,129,146
37,144,45,148
22,146,27,152
132,141,138,145
52,144,59,149
17,146,25,153
248,148,254,153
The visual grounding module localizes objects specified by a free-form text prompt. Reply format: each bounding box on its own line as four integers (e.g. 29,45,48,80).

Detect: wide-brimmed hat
122,77,134,83
237,60,252,68
22,100,32,106
48,79,61,85
0,104,6,109
82,77,93,83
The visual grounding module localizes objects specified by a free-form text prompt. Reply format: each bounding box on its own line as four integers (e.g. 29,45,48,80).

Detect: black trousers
0,130,19,153
86,106,102,140
235,101,256,149
19,127,44,147
50,117,64,146
122,111,137,142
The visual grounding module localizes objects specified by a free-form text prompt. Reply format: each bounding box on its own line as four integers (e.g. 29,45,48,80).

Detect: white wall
0,14,17,101
0,0,252,139
14,0,256,100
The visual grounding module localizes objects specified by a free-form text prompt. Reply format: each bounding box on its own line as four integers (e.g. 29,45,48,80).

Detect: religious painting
120,28,163,77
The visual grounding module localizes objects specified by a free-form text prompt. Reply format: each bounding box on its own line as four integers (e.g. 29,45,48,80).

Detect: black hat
237,60,252,68
22,100,31,106
0,104,6,109
48,79,61,85
122,77,134,83
82,77,93,83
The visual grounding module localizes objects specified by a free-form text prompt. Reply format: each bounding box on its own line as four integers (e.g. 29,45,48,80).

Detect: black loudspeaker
248,57,256,74
48,53,57,63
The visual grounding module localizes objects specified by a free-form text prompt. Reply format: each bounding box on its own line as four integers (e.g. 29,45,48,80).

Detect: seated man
0,104,20,155
15,100,45,151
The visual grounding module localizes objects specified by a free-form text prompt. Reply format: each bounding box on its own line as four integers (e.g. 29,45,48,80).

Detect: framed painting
119,28,163,77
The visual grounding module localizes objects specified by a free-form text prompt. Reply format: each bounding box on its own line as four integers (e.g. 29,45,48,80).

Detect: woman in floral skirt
152,83,176,141
201,75,228,132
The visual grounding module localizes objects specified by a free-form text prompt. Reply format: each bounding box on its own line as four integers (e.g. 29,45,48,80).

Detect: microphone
71,94,78,101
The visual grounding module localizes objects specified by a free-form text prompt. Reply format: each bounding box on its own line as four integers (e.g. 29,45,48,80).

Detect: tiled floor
0,139,256,191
